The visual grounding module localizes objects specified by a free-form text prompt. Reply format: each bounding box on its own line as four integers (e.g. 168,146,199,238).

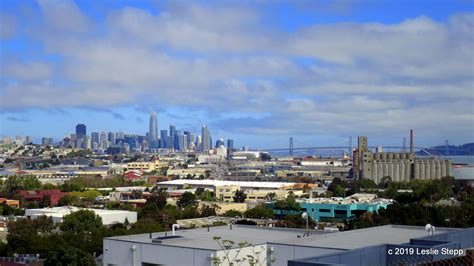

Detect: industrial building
268,193,392,221
156,179,307,203
25,207,137,226
353,130,451,183
102,224,472,266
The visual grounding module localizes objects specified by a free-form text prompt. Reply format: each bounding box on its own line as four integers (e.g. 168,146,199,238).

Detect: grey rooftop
106,225,330,250
278,224,460,249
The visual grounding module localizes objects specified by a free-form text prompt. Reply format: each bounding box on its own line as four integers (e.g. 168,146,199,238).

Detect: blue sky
1,0,473,149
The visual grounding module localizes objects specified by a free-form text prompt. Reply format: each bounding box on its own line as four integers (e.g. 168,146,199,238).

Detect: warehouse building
268,193,392,221
25,206,137,225
103,224,471,266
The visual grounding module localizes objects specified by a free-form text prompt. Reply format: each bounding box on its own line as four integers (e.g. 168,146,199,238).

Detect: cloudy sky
1,0,473,148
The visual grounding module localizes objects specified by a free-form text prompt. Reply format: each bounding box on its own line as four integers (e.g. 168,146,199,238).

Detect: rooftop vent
152,235,183,243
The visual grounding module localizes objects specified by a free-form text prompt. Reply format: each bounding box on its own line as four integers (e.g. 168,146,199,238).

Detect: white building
25,207,137,225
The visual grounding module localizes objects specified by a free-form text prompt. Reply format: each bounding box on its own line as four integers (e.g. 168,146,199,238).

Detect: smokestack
410,129,414,159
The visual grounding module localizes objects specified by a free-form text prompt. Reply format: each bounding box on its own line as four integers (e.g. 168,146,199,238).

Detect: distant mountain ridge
416,143,474,156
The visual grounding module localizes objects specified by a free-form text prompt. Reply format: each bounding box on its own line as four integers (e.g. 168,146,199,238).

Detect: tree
58,195,78,206
39,195,51,208
265,192,277,201
200,204,220,217
177,192,198,208
222,209,243,218
148,187,168,209
60,210,103,233
233,189,247,203
244,205,274,219
328,183,345,197
130,189,143,200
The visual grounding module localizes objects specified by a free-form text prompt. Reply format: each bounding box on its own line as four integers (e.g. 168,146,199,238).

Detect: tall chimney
410,129,414,160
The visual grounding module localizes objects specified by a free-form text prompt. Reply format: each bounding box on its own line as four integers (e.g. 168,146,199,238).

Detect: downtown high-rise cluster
54,112,234,154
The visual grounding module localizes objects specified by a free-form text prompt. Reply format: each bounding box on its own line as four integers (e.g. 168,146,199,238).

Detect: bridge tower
445,140,449,156
289,137,294,156
349,136,352,156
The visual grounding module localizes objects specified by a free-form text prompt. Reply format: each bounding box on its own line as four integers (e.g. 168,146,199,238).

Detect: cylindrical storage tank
375,153,381,160
371,160,376,180
400,162,406,181
429,161,436,179
446,160,452,176
400,153,407,160
441,161,447,177
394,162,400,181
436,160,441,179
387,153,394,160
393,153,400,160
381,153,387,160
378,162,383,181
420,161,426,180
383,162,389,177
424,161,430,180
372,161,378,182
389,162,394,179
414,162,420,179
405,162,412,181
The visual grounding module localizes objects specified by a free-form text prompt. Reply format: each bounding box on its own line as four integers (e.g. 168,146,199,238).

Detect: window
319,209,331,213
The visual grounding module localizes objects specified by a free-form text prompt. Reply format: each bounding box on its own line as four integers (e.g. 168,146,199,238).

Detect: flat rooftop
279,225,460,249
106,224,460,251
157,179,295,189
106,225,329,250
26,206,136,216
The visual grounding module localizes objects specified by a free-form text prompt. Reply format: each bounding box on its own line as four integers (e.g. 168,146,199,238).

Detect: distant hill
416,143,474,156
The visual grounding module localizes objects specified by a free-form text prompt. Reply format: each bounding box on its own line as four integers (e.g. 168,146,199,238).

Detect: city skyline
1,0,473,148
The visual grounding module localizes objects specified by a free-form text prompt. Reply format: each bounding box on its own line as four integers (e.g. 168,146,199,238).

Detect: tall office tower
160,130,168,148
196,135,202,150
116,131,125,140
227,139,234,149
169,125,176,138
91,132,99,145
173,130,181,150
42,137,50,146
48,137,54,146
179,134,187,151
183,131,191,149
215,138,225,148
148,112,158,148
189,133,195,149
100,131,108,149
76,124,86,139
201,125,211,151
108,132,116,146
25,136,32,144
85,136,91,150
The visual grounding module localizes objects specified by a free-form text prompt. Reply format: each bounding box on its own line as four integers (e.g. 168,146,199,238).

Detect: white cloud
1,1,473,144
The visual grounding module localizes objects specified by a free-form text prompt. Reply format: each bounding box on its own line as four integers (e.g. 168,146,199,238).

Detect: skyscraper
100,131,108,149
76,124,86,139
91,132,99,145
108,132,116,146
160,130,168,148
227,139,234,149
216,138,225,148
201,125,211,151
148,112,158,148
169,125,176,149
